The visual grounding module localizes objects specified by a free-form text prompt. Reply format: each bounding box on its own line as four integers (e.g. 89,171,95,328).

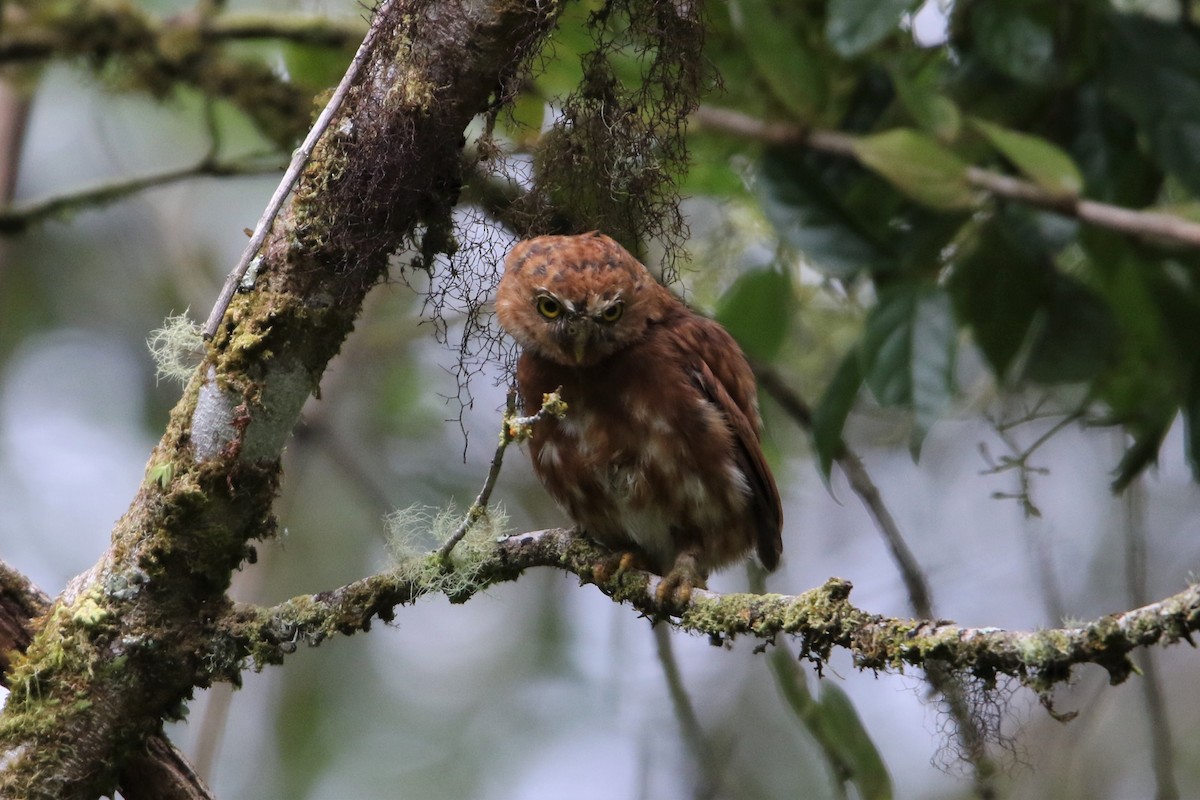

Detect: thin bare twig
652,625,723,800
0,157,285,234
202,0,394,339
691,105,1200,251
437,388,566,561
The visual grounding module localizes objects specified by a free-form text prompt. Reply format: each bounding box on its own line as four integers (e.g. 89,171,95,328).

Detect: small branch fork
437,388,566,561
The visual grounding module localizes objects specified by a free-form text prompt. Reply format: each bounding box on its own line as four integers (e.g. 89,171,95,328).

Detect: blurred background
4,0,1200,798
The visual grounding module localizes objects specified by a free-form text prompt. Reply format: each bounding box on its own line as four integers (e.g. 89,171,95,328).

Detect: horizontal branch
691,105,1200,250
218,528,1200,693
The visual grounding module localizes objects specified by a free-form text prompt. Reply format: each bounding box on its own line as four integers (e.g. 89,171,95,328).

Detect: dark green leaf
971,4,1056,85
948,216,1053,378
973,118,1083,196
860,284,957,440
815,683,894,800
826,0,919,58
1112,417,1172,493
1104,13,1200,195
812,351,864,481
853,129,978,210
757,150,891,279
1024,274,1119,384
1186,370,1200,483
890,68,962,142
715,268,794,362
729,0,826,120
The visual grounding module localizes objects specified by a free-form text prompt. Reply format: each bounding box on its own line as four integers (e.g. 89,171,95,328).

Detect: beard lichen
385,502,511,599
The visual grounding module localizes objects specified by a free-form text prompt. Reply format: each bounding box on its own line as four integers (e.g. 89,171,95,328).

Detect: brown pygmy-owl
496,232,783,601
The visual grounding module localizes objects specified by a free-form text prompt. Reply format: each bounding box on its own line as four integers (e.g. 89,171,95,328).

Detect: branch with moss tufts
1,3,352,146
0,561,215,800
0,0,567,795
215,526,1200,698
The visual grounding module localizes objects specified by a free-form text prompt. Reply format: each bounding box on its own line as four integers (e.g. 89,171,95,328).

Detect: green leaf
681,132,748,197
282,42,355,91
729,0,826,120
714,267,794,362
1024,273,1119,384
853,129,978,210
948,215,1054,378
1104,13,1200,196
757,150,891,279
971,3,1057,85
861,284,957,441
1185,371,1200,484
815,683,894,800
826,0,919,58
973,118,1083,196
890,68,962,142
812,351,864,481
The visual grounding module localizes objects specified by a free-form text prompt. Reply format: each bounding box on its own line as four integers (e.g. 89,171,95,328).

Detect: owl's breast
523,353,754,573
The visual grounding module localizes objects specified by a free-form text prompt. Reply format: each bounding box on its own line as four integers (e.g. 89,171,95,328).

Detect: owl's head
496,232,668,367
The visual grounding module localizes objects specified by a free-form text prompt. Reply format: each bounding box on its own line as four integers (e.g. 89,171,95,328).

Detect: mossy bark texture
0,1,561,798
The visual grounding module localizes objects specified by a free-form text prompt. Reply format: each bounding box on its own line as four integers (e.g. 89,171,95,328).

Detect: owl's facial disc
534,290,626,365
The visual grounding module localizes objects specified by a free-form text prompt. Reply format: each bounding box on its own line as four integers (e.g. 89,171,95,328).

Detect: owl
496,232,783,604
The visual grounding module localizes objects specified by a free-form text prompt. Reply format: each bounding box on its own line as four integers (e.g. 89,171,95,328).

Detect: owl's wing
686,320,784,571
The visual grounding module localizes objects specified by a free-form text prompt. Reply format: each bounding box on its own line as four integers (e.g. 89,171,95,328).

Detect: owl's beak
572,332,588,364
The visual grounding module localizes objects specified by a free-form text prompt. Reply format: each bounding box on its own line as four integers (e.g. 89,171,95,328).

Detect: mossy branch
1,4,358,146
217,527,1200,695
0,0,564,796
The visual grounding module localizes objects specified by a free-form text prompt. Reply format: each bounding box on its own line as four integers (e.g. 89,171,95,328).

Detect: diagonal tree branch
0,1,563,796
752,363,1000,796
0,561,214,800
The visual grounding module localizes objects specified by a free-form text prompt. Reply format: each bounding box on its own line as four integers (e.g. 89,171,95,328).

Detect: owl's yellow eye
600,301,624,323
536,295,562,319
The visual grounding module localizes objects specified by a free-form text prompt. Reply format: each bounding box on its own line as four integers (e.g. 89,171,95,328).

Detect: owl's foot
656,552,707,611
593,550,648,584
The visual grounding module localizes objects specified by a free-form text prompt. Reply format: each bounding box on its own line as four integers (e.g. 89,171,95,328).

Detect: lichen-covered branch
0,561,214,800
1,2,360,146
216,527,1200,695
0,1,562,797
752,364,1000,797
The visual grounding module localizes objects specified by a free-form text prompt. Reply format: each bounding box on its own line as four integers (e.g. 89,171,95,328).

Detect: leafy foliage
692,0,1200,486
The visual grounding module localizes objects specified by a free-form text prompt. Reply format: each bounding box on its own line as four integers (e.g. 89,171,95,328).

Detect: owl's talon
593,550,646,584
655,556,707,612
